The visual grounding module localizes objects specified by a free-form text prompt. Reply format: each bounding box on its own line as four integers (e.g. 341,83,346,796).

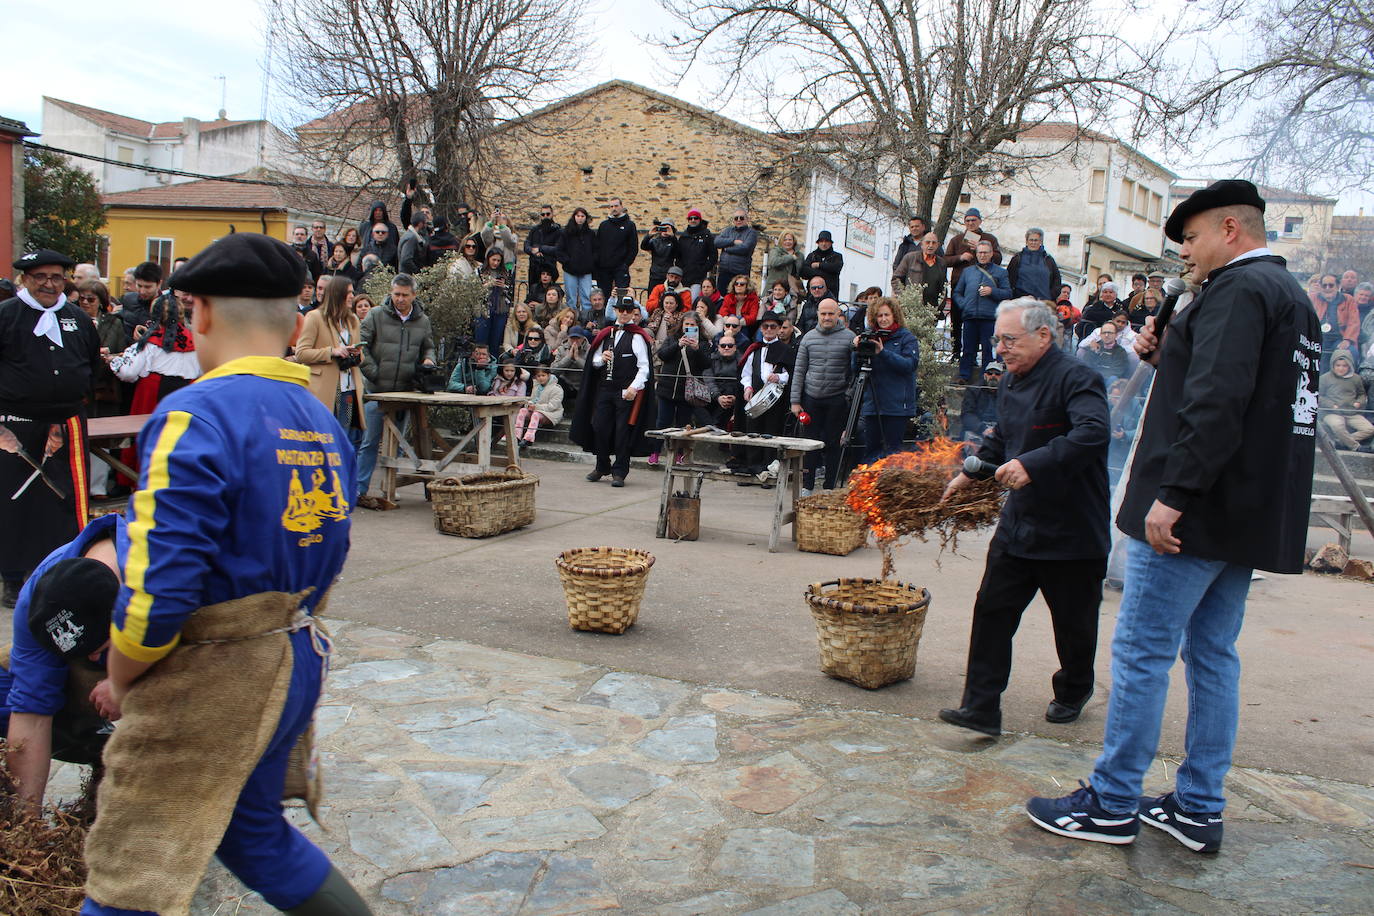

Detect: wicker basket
805,578,930,689
430,465,538,538
796,489,868,556
556,547,655,634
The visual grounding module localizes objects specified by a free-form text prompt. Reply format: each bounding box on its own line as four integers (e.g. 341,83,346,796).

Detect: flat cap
1164,179,1265,243
665,265,684,277
14,249,75,271
28,558,119,660
170,232,307,298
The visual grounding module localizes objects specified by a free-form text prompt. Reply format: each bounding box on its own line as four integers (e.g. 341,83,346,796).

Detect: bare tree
269,0,588,217
1158,0,1373,196
658,0,1171,236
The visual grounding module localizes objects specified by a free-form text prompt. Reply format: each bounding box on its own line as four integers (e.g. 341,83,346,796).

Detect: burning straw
0,747,97,915
846,438,1003,578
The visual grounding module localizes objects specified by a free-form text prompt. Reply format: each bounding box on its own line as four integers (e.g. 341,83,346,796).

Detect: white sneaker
799,487,813,498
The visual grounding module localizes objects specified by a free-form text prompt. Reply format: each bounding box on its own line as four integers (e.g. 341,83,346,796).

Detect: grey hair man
790,298,856,492
939,295,1110,738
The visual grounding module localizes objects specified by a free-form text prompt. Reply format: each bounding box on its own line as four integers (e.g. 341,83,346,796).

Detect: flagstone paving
49,619,1368,914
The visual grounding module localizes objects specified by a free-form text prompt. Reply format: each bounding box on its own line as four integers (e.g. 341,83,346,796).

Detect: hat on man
665,265,683,278
614,296,639,311
27,558,119,661
686,208,703,219
569,325,593,340
1147,270,1165,279
13,249,76,272
965,208,982,220
759,314,782,326
660,218,675,229
1163,179,1266,244
816,230,833,243
985,361,1005,374
170,233,307,298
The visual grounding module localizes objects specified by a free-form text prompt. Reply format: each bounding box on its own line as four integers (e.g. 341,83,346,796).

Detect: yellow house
100,171,391,293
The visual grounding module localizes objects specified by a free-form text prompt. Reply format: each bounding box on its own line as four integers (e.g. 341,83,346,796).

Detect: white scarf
20,288,67,347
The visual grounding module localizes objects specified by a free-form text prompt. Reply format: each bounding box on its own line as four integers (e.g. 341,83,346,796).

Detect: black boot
283,866,374,915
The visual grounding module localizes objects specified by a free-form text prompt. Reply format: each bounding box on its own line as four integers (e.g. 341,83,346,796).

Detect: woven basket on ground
796,489,867,556
556,547,655,634
805,578,931,689
430,465,538,538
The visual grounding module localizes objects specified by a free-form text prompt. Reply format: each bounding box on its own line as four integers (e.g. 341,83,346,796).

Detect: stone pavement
48,618,1369,914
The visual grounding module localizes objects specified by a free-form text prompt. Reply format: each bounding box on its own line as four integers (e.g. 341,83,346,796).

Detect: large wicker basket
805,578,930,689
796,489,867,556
556,547,655,634
431,465,538,538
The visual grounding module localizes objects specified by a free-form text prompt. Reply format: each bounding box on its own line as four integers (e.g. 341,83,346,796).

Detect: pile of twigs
0,749,95,914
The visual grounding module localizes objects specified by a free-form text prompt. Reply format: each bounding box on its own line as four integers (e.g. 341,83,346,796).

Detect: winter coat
528,374,565,424
446,355,497,394
640,232,681,284
1319,353,1365,413
1118,255,1319,574
953,262,1011,320
1006,247,1061,301
719,292,760,327
647,283,693,315
655,336,710,402
524,219,563,276
594,213,639,276
759,294,792,325
361,232,398,270
892,252,951,312
795,294,825,336
482,222,519,266
356,201,399,248
945,230,1002,294
765,247,804,292
360,297,437,392
856,326,919,417
677,220,717,285
791,323,856,403
292,309,366,424
704,350,742,400
557,223,597,276
714,224,758,275
397,227,428,274
798,246,844,294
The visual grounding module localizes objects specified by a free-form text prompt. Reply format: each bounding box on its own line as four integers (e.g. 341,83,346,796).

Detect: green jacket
360,297,437,392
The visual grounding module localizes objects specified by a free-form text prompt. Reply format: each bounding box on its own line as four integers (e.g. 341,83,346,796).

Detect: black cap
614,296,638,311
760,314,782,326
170,233,307,298
816,230,833,243
27,558,119,660
1164,179,1266,243
14,249,76,271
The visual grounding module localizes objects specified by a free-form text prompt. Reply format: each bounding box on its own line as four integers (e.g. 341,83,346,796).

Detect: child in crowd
513,367,565,448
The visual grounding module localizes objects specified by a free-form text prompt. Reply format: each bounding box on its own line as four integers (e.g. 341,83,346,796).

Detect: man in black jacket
678,209,717,296
118,261,163,340
939,297,1109,738
640,219,681,292
799,231,844,295
891,215,930,273
594,198,638,297
524,205,562,284
1027,180,1319,854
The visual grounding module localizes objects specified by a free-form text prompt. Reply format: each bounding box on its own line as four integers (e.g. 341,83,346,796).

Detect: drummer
736,315,792,486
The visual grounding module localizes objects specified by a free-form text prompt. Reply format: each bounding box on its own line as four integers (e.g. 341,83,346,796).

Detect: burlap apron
84,589,328,915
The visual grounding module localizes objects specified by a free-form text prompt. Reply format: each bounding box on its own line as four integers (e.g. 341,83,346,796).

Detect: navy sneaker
1138,792,1223,853
1026,781,1139,845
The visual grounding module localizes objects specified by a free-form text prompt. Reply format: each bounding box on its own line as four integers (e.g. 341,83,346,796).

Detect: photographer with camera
447,342,497,395
291,275,366,448
852,297,919,463
356,274,436,509
641,218,682,292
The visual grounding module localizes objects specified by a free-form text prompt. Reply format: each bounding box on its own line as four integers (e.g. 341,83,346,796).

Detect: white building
40,97,299,193
800,171,906,301
1171,181,1336,280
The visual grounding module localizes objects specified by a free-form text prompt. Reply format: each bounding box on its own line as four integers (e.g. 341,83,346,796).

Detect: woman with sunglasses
719,276,760,332
76,280,127,416
507,326,552,367
450,237,483,278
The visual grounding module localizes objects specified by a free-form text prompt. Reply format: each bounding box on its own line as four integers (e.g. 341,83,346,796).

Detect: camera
414,362,447,394
855,332,882,357
333,347,362,371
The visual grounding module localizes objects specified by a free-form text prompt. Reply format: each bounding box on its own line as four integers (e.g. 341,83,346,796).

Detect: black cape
569,324,658,457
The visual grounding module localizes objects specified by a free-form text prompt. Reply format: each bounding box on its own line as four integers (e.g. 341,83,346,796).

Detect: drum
745,382,783,418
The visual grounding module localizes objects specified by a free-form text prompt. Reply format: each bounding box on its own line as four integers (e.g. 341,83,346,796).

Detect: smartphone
685,325,699,342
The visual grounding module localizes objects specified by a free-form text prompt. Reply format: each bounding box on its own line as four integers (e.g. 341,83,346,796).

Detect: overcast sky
5,0,1368,215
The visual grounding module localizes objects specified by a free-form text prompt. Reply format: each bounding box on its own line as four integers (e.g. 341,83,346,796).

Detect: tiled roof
46,97,256,140
101,172,396,221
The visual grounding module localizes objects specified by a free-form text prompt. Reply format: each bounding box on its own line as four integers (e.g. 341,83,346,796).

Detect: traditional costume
569,301,656,484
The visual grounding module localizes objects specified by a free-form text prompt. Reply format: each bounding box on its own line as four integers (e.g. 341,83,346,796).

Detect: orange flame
846,437,966,540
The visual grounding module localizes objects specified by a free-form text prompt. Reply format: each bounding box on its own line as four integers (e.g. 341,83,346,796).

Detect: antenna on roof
216,75,227,120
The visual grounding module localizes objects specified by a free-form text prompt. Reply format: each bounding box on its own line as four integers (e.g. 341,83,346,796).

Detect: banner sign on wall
845,215,876,257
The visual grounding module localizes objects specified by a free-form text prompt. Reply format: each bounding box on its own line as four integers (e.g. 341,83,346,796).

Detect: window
1135,184,1149,218
116,145,134,164
1119,179,1134,213
147,238,173,276
999,194,1012,207
1149,192,1163,225
1283,216,1305,239
958,192,972,204
1057,233,1071,247
1089,169,1106,203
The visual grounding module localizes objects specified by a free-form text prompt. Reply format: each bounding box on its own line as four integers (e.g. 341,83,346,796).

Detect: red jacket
719,292,760,326
1309,291,1359,346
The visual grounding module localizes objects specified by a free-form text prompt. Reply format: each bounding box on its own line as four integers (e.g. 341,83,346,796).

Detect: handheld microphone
1153,277,1188,338
963,455,998,480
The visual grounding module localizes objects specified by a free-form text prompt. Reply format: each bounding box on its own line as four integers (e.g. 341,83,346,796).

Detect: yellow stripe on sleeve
116,410,193,660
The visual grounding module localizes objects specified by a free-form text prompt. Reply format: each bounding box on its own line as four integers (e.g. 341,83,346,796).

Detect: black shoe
937,706,1001,737
586,470,608,482
1138,792,1223,853
611,476,626,488
1046,690,1093,724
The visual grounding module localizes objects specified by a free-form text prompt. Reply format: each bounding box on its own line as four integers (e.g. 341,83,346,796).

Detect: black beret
28,557,119,661
13,249,76,271
1164,179,1266,243
170,233,307,298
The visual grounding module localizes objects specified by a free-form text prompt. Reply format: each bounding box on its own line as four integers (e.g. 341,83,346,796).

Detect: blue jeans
1090,537,1252,815
862,414,908,464
355,398,384,499
565,274,593,313
960,317,996,380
